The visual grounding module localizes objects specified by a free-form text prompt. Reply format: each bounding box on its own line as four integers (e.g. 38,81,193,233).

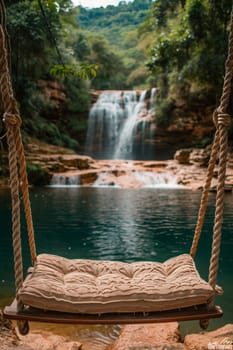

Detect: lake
0,187,233,346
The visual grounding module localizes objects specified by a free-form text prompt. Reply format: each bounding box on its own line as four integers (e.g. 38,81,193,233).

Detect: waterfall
49,174,80,187
85,89,155,160
93,170,184,189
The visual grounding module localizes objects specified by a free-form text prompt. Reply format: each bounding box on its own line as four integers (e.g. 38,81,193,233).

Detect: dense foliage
142,0,233,129
1,0,154,150
3,0,91,149
1,0,233,151
77,0,154,89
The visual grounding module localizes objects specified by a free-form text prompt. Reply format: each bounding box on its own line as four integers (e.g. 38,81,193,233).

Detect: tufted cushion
18,253,214,314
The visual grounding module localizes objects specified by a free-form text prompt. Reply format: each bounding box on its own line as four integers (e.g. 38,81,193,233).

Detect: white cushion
18,253,214,314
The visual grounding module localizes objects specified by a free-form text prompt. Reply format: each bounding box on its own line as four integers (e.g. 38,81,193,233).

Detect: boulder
174,149,192,164
79,170,98,185
189,146,211,166
174,146,211,167
106,322,186,350
184,324,233,350
59,155,94,170
17,330,82,350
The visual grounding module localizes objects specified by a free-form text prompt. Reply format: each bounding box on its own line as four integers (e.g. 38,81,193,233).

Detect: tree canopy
1,0,233,150
142,0,233,128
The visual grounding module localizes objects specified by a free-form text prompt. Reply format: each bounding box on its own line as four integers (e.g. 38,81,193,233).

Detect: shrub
26,163,51,186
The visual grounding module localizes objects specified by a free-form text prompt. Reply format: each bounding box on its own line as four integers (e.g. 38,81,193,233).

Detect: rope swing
2,1,233,335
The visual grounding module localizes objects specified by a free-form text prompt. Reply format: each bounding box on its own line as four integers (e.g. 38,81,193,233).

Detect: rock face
174,146,211,166
106,322,185,350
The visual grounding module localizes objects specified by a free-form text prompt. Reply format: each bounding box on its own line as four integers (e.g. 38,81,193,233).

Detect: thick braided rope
191,7,233,261
0,26,24,292
14,124,37,264
4,118,23,291
208,115,230,290
0,26,36,265
207,7,233,290
190,130,219,258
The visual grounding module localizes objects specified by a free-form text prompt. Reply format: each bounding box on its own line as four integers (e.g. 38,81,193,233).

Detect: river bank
1,138,233,191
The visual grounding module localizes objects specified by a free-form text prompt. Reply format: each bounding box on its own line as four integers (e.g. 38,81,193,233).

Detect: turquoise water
0,187,233,333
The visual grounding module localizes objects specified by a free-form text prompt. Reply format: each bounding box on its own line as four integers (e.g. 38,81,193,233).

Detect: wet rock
17,330,83,350
189,146,211,166
79,170,98,185
59,155,94,170
106,322,186,350
174,146,211,167
184,324,233,350
111,169,127,177
174,149,192,164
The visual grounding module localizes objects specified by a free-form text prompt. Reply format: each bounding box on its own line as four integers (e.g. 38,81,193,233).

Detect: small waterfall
85,89,155,160
133,171,184,188
92,170,184,189
49,174,80,187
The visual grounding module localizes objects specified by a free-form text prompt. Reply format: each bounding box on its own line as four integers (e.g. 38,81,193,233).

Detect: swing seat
16,253,216,315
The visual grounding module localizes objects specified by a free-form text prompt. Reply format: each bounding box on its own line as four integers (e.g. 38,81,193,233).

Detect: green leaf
49,64,98,79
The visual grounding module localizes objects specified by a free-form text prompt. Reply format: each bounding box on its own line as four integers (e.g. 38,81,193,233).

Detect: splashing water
49,174,81,188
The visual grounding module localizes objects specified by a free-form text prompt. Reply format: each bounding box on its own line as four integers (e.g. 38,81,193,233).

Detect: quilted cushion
18,253,214,314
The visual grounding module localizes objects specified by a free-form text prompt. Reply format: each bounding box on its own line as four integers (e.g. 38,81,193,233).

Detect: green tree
4,0,92,149
144,0,233,126
77,35,127,89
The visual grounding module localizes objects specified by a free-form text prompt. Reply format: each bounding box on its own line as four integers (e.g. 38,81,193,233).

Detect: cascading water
85,89,155,160
114,89,155,159
49,174,80,187
49,88,182,188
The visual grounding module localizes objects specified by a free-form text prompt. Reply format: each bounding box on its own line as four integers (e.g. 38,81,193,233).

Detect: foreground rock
0,310,82,350
17,330,83,350
1,311,233,350
184,324,233,350
0,310,32,349
106,323,233,350
106,322,185,350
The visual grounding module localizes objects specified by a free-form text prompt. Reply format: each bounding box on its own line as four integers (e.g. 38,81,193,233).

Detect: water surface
0,187,233,343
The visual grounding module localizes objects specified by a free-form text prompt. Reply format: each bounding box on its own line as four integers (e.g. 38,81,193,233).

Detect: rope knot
3,112,22,128
213,109,231,128
215,284,224,295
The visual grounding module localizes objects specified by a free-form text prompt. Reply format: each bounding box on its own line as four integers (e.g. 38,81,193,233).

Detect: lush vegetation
3,0,92,150
1,0,233,152
142,0,233,130
77,0,154,89
1,0,154,150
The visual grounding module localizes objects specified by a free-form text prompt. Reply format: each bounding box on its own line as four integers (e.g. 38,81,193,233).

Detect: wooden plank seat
4,253,221,322
4,301,223,324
